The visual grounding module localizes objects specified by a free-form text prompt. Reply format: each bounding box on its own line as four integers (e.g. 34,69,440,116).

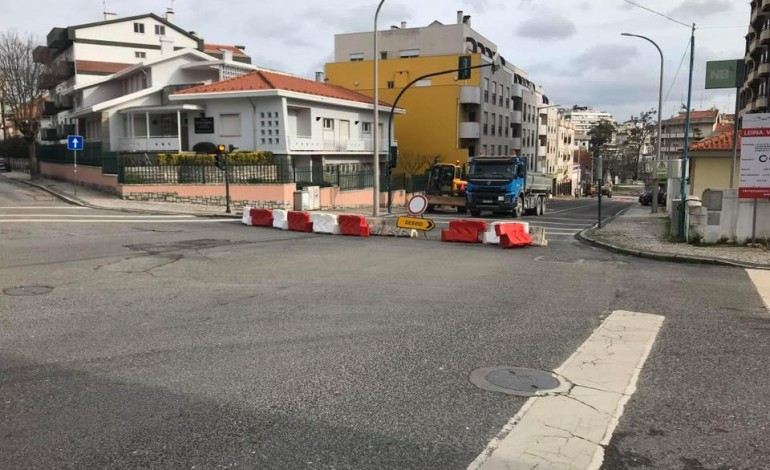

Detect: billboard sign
739,113,770,198
705,60,744,89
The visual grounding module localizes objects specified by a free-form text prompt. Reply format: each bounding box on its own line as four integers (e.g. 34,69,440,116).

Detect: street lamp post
622,32,663,214
372,0,386,217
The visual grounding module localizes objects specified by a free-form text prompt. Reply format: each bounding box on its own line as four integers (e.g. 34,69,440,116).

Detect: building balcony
512,137,522,149
538,144,547,157
46,27,70,50
760,62,770,76
512,83,527,97
459,86,481,105
762,29,770,44
756,95,769,110
538,124,547,136
459,122,481,139
512,110,522,123
765,0,770,11
747,68,758,84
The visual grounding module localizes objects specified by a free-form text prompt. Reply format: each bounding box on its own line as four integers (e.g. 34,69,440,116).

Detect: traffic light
229,144,238,153
458,55,471,80
215,144,226,170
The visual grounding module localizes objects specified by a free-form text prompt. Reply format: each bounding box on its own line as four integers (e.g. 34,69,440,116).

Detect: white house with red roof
169,70,404,170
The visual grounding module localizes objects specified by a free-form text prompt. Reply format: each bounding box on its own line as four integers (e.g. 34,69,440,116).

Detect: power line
698,25,745,30
664,36,692,107
622,0,690,28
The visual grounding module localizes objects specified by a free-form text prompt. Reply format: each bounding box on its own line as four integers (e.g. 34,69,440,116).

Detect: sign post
398,195,434,238
67,135,83,196
739,113,770,243
705,59,745,188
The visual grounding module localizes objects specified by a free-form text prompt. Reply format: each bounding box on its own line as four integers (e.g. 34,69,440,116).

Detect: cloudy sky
1,0,750,123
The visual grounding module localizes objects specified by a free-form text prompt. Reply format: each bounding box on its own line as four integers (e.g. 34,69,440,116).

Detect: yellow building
688,130,739,198
324,11,544,175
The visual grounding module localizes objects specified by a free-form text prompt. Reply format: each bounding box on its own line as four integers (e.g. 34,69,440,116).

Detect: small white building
169,70,404,171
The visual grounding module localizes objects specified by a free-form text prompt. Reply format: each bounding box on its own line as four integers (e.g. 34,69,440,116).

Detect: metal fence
37,142,104,167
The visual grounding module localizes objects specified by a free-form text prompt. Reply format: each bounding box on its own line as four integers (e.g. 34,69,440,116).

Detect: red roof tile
664,110,719,122
76,60,133,74
204,43,248,57
173,70,391,106
690,129,739,151
714,122,733,134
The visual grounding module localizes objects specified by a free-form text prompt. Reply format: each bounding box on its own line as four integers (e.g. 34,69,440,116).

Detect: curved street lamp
372,0,386,217
621,32,663,213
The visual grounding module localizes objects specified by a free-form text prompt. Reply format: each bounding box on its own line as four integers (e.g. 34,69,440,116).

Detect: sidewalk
4,172,770,269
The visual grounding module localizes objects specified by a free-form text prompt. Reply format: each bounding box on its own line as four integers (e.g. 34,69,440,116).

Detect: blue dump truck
466,156,552,217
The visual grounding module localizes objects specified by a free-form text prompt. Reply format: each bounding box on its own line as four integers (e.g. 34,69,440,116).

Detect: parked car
639,190,666,206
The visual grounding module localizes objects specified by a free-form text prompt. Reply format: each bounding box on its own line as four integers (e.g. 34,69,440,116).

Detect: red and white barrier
251,208,274,227
338,214,370,237
241,206,252,225
311,213,341,234
441,219,487,243
496,222,533,248
272,209,289,230
287,211,314,232
482,221,530,245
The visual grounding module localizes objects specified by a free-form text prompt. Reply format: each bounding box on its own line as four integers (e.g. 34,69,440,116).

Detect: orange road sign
397,216,435,231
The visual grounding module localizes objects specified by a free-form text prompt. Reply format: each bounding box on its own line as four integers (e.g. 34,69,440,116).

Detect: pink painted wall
40,162,118,192
320,187,406,208
120,183,296,201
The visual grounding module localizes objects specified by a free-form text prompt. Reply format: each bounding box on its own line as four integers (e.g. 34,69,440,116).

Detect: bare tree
398,153,436,176
0,31,44,178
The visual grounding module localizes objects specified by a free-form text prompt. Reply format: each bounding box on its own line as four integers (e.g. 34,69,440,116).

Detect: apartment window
469,110,476,122
220,113,241,137
505,145,509,155
155,25,165,35
484,78,489,103
349,52,364,62
505,116,509,136
499,84,504,106
362,122,372,133
387,81,394,88
482,145,488,155
323,118,334,130
135,51,146,59
483,112,489,135
133,22,145,34
380,51,387,60
491,81,497,104
498,145,502,155
399,49,419,58
491,113,496,135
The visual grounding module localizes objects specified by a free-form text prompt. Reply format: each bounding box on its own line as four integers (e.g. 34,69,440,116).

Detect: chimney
463,15,471,26
315,71,325,82
164,8,175,23
103,12,117,21
221,48,233,62
457,10,463,24
401,21,407,29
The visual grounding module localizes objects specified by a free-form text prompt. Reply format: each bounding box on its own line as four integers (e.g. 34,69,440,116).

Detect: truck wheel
540,196,547,215
470,210,482,217
535,197,542,216
457,206,467,214
513,197,523,218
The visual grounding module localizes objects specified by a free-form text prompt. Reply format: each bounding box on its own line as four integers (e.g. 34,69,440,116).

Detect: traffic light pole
224,152,231,214
386,60,497,213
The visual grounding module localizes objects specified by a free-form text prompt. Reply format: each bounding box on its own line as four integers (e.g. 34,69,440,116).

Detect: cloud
515,12,577,40
569,44,638,72
668,0,733,19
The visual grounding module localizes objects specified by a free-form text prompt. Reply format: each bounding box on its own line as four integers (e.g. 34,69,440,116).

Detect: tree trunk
28,140,39,179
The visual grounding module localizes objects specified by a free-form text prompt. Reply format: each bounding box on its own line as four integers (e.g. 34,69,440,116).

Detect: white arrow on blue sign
67,135,84,151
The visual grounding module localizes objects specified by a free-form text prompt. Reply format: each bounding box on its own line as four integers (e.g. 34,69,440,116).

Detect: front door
340,120,350,150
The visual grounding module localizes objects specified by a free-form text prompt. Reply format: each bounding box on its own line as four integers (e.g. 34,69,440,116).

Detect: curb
575,211,770,270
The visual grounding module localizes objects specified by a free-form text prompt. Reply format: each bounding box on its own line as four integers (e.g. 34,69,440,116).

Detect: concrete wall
320,187,406,209
690,154,739,200
688,188,770,243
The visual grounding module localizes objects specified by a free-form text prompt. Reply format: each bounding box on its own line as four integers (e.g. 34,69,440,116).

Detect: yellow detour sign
397,216,435,231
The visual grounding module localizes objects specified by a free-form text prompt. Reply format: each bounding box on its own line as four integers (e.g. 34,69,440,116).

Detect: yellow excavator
425,157,468,213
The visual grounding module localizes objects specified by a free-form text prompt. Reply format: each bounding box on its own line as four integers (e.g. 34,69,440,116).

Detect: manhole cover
470,366,571,397
3,285,54,296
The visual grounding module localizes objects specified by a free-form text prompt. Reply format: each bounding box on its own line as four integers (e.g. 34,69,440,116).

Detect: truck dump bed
525,172,552,193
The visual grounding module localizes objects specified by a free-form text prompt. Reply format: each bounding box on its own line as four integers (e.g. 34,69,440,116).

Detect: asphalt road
1,178,769,469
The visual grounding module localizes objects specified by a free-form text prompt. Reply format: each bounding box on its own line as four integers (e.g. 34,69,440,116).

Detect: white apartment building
556,112,577,187
659,109,725,161
563,106,614,134
33,9,250,142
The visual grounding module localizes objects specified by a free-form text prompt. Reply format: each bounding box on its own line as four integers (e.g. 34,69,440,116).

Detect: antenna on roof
102,0,107,14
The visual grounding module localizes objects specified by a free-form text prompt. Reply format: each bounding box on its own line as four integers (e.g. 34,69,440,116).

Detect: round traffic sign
407,195,428,215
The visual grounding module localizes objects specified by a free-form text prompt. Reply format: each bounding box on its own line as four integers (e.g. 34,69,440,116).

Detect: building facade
563,106,614,135
660,109,723,161
741,0,770,116
325,10,552,173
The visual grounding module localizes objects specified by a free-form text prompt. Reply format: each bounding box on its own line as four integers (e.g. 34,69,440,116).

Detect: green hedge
0,136,29,159
156,151,273,166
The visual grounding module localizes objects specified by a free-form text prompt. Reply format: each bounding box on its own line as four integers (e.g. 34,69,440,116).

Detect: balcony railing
512,110,523,123
287,136,394,153
459,86,481,104
118,136,180,152
459,122,480,139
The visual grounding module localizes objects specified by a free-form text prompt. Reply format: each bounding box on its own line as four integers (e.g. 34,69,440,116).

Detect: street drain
3,285,54,296
470,366,571,397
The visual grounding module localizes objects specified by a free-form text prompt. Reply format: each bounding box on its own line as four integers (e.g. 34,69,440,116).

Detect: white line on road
747,269,770,313
0,214,196,218
469,310,664,470
0,219,234,223
0,206,89,209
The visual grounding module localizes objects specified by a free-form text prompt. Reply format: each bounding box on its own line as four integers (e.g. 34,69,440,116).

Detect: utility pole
679,24,696,237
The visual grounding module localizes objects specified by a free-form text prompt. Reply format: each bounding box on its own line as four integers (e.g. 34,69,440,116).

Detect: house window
380,51,387,60
362,122,372,133
349,52,364,62
155,25,165,35
220,113,241,137
387,81,394,88
133,22,145,33
261,138,266,144
135,51,146,59
399,49,420,58
323,118,334,130
260,112,265,118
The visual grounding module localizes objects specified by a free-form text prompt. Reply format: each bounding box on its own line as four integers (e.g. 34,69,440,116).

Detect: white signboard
740,113,770,198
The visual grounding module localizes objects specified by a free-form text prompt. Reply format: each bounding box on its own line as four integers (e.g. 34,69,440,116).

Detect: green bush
123,174,145,184
155,151,273,166
0,136,29,159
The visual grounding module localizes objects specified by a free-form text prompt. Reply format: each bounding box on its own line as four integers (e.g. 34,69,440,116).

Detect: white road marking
0,206,89,209
0,219,234,223
746,269,770,312
0,214,196,218
469,310,664,470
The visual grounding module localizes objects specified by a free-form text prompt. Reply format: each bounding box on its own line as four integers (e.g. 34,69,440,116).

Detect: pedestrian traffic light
458,55,471,80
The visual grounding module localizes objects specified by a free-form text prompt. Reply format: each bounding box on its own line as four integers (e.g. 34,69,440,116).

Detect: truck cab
466,156,551,217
